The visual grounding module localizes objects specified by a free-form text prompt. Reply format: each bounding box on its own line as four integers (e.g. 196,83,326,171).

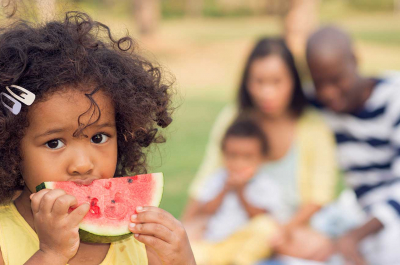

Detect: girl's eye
45,139,65,149
91,133,109,144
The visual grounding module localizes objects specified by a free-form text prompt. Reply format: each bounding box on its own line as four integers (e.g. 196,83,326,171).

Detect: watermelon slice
36,173,163,243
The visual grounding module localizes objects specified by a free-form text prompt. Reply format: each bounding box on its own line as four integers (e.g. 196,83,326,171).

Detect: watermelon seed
90,206,100,215
111,200,115,204
90,198,98,206
128,178,133,183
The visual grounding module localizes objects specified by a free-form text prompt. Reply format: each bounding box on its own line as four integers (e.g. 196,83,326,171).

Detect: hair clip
1,92,22,115
1,85,36,115
6,85,35,106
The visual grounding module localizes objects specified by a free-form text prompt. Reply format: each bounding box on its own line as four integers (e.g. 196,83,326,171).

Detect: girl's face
247,55,294,117
20,88,118,193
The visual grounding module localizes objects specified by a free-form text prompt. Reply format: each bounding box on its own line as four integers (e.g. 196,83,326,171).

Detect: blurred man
307,26,400,265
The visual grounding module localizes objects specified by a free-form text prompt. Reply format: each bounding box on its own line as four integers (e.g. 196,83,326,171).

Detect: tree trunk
284,0,319,60
186,0,204,17
37,0,56,22
132,0,161,36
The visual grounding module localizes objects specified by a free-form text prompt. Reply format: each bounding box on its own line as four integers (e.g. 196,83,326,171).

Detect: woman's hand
129,206,196,265
30,189,90,263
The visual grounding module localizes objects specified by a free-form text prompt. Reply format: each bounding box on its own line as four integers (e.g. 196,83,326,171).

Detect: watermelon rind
78,229,132,243
148,172,164,207
35,182,47,192
35,173,164,243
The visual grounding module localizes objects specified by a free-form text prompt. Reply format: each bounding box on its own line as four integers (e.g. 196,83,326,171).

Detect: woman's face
247,55,294,117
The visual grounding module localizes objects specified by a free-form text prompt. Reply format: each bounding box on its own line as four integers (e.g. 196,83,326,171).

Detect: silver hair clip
1,85,36,115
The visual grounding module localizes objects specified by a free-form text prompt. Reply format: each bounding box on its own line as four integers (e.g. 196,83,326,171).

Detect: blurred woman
183,38,338,264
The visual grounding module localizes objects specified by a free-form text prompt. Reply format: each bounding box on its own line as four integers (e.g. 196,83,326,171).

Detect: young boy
191,118,287,265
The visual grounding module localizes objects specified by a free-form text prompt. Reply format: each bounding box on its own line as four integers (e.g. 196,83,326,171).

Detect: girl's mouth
71,177,99,186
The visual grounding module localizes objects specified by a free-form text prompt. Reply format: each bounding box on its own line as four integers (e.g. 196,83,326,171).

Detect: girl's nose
67,150,94,176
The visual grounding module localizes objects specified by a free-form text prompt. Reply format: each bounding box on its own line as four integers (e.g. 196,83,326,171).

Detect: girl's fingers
129,222,173,243
131,206,179,231
30,189,51,214
67,202,90,226
39,189,67,214
134,234,170,251
52,194,78,216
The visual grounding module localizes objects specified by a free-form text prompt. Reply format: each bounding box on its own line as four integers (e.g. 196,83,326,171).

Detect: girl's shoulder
0,202,39,265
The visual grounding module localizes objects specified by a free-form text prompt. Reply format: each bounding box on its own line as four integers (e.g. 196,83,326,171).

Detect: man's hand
337,232,366,265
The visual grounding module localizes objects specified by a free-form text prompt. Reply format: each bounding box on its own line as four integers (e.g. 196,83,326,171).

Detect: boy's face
308,54,359,113
222,136,264,176
20,88,118,192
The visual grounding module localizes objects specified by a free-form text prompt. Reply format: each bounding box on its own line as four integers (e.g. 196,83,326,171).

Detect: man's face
308,54,359,113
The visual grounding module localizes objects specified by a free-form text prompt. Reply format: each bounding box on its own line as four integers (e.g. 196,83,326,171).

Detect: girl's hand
129,206,196,265
30,189,90,263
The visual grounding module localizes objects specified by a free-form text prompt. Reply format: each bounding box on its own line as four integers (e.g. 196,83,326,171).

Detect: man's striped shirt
314,72,400,227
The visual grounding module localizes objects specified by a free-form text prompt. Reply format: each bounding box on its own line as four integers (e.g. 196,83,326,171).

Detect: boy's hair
0,12,173,203
221,119,268,155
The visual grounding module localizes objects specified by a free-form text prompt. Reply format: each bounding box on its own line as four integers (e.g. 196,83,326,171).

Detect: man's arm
337,217,383,265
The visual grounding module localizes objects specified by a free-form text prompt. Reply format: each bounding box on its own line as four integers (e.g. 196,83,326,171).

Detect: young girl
0,11,196,265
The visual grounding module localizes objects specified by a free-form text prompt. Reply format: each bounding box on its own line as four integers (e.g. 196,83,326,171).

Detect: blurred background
7,0,400,218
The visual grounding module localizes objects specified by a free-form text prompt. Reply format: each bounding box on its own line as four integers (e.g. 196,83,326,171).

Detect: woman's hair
221,118,268,155
0,11,173,202
237,38,307,115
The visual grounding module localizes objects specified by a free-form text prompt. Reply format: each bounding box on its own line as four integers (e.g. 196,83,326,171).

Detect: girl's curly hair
0,11,173,203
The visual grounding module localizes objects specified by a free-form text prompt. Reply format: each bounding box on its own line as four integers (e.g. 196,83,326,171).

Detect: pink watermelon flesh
36,173,163,243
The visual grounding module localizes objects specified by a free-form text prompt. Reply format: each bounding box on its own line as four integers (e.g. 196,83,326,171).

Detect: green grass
352,30,400,46
148,93,228,217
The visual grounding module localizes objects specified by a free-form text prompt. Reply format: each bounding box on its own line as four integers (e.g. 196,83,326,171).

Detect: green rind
35,182,47,192
79,229,132,243
36,182,54,192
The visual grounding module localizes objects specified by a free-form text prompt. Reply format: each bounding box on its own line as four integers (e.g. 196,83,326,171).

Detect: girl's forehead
27,89,115,131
